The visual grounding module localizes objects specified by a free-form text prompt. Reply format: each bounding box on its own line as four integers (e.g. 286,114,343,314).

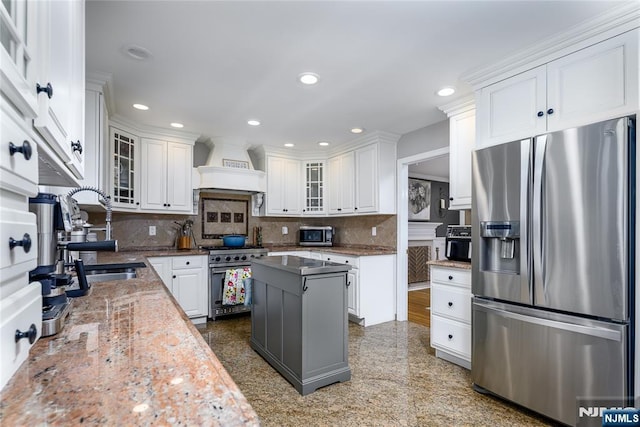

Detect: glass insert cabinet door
304,161,325,214
110,127,138,207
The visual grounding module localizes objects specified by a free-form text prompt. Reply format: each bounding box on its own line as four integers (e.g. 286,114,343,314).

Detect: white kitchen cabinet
478,29,639,148
328,140,396,215
266,156,301,215
140,138,193,212
302,160,326,215
430,265,471,369
328,152,355,215
322,252,394,326
110,126,140,210
33,0,85,179
148,255,208,325
109,120,196,214
448,107,475,210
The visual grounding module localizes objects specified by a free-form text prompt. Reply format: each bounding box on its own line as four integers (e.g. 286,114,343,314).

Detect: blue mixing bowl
222,235,245,248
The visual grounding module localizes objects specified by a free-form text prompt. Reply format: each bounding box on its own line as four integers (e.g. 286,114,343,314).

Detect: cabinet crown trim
461,2,640,89
438,95,475,117
111,115,199,143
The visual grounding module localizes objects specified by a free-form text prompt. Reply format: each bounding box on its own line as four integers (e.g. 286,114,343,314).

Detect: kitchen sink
83,262,146,284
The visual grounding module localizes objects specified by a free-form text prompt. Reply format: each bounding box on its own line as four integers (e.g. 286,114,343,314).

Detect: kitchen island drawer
430,315,471,359
172,255,205,269
431,283,471,322
431,266,470,287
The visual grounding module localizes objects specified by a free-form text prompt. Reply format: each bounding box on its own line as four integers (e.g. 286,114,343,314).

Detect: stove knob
215,256,221,262
241,255,247,261
250,254,255,258
234,256,240,261
225,256,231,261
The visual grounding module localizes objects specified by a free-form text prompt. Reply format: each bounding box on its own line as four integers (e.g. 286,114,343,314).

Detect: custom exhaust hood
195,139,266,193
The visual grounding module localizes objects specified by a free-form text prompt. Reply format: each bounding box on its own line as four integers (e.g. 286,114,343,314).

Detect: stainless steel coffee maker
28,192,116,336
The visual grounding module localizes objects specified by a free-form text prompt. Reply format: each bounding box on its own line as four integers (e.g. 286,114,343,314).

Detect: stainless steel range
202,246,268,319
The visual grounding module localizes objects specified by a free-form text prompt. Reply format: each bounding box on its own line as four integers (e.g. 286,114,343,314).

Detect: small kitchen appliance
445,225,471,262
299,225,334,247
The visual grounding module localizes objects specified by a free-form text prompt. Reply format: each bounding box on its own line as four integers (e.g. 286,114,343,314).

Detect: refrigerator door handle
532,135,547,305
519,138,531,300
473,300,623,342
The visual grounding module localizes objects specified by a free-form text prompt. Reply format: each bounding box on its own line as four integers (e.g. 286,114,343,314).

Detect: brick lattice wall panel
408,246,431,283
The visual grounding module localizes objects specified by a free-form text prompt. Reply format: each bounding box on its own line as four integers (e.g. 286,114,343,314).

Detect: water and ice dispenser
479,221,520,274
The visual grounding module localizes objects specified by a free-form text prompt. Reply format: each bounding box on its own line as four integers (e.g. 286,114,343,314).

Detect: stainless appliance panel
533,118,629,320
472,139,530,304
472,299,628,427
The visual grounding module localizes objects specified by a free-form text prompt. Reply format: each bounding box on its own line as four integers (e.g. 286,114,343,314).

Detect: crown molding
438,94,475,117
86,71,115,115
461,1,640,89
110,115,200,144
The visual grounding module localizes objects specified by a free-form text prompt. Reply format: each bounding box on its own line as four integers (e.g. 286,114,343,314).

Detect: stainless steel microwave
299,226,334,246
445,225,471,262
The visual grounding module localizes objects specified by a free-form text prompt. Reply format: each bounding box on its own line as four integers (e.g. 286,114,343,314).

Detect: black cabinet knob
172,275,176,279
547,108,554,115
448,334,453,340
9,233,31,253
448,275,453,280
186,261,190,265
71,140,83,154
163,203,167,207
448,302,453,307
36,82,53,99
15,324,37,344
9,140,32,160
337,208,342,211
167,204,171,207
537,111,544,117
354,207,358,210
449,197,453,201
136,202,140,206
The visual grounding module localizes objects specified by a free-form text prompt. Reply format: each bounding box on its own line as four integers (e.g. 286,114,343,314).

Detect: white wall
396,119,448,159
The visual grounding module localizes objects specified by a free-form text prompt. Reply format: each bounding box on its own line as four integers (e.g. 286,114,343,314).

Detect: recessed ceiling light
122,44,152,61
284,143,295,148
170,122,184,128
247,120,261,126
350,127,364,134
437,86,456,97
299,72,319,85
133,103,149,110
318,141,330,146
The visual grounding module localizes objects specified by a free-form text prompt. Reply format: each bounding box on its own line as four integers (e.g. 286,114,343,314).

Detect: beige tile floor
199,316,552,427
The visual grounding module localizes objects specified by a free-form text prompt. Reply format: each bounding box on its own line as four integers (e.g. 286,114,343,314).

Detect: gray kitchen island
250,255,352,395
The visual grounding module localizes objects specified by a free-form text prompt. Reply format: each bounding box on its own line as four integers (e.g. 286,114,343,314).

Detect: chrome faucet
67,186,113,240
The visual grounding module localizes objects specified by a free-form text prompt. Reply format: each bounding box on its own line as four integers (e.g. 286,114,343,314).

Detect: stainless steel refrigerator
471,116,635,426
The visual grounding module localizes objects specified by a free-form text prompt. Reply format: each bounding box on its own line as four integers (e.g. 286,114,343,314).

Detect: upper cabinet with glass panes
303,160,326,215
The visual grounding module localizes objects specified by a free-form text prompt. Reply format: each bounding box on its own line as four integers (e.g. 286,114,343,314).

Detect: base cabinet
148,255,208,324
430,265,472,369
250,262,350,395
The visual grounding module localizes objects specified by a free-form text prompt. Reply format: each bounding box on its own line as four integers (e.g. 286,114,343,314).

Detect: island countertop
252,255,352,276
0,251,259,426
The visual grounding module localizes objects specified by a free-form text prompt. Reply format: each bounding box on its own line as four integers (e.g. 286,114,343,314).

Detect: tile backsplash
89,192,397,250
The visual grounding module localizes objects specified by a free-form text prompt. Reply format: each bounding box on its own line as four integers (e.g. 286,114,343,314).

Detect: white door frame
395,146,449,321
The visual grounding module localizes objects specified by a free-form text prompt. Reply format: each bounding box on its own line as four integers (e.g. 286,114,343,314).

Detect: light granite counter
427,259,472,270
265,245,396,256
0,250,259,426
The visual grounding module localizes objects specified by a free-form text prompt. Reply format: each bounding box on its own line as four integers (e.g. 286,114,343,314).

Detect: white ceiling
86,0,625,152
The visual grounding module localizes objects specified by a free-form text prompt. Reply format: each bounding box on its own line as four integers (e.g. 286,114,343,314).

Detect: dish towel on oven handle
223,267,252,306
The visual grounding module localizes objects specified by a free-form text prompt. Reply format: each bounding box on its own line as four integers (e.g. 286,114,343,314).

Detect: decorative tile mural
201,197,248,238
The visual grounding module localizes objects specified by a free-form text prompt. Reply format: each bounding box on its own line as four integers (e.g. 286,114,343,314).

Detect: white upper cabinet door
328,152,355,215
166,142,193,212
354,144,378,213
266,156,301,215
140,138,168,210
34,0,85,173
0,0,40,118
449,109,475,210
478,66,547,148
546,29,639,132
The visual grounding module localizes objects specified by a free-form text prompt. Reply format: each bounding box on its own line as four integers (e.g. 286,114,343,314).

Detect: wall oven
201,246,268,319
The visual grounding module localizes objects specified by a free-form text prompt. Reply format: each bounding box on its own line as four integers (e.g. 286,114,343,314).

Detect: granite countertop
265,245,396,256
0,251,259,426
252,255,351,276
427,259,472,270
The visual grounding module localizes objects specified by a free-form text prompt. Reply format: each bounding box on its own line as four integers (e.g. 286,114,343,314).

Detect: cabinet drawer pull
546,108,554,115
448,275,453,280
15,324,38,344
172,275,176,279
448,334,453,340
537,111,544,117
9,233,32,253
186,261,190,265
36,82,53,99
71,140,83,154
448,302,453,307
9,140,32,160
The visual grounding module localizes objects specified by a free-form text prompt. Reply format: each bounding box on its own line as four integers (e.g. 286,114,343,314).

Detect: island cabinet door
301,273,349,378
